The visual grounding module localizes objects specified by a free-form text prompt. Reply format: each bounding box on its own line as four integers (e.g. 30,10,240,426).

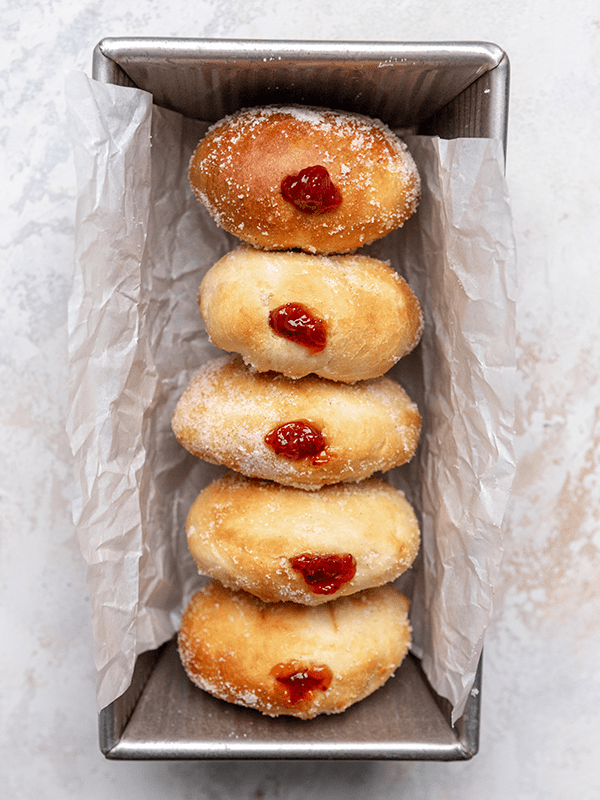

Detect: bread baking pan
90,37,509,760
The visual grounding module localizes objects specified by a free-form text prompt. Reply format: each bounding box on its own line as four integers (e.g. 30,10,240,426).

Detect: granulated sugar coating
177,580,412,719
171,355,421,489
189,105,420,254
185,473,420,604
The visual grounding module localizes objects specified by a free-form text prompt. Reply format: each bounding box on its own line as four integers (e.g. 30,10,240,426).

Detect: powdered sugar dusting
189,104,420,255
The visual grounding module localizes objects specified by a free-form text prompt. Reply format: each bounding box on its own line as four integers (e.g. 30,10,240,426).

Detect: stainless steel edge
420,55,510,153
491,54,511,156
92,42,136,87
91,38,507,131
94,37,505,67
99,645,165,755
454,653,483,758
105,740,469,761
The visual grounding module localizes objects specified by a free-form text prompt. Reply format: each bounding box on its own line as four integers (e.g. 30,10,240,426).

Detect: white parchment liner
65,72,516,723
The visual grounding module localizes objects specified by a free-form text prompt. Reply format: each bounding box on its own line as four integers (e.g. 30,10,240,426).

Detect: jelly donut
186,472,420,604
199,247,423,383
171,355,421,489
178,580,411,719
189,105,420,254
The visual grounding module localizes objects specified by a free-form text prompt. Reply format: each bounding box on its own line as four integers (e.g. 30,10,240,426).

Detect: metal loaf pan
92,38,509,761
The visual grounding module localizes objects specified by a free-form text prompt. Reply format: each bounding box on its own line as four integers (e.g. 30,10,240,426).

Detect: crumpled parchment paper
65,71,516,723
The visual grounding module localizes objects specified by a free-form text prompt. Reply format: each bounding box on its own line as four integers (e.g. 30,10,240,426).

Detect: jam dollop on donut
280,165,342,214
264,419,328,464
189,105,420,254
271,662,334,705
289,553,357,595
268,302,327,353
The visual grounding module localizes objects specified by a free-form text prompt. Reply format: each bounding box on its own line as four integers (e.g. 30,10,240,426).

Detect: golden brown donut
178,580,411,719
171,355,421,489
186,472,420,604
189,105,420,254
199,247,423,383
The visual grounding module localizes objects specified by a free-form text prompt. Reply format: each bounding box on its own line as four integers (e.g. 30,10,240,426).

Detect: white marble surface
2,1,599,798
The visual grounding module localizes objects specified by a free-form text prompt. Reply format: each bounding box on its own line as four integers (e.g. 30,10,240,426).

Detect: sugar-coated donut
178,580,411,719
199,247,423,383
171,355,421,489
189,105,420,254
186,472,420,604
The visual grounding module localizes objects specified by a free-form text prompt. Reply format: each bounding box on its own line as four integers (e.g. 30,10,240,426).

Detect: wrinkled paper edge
65,72,517,722
402,135,517,721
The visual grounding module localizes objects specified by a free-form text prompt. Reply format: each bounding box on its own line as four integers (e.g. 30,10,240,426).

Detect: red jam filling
290,553,357,594
264,419,328,464
271,662,333,705
268,302,327,353
280,165,342,214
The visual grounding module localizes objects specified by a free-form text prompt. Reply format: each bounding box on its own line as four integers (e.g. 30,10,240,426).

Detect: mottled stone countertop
2,2,599,798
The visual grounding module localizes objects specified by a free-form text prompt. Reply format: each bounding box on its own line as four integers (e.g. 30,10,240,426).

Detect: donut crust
178,580,411,719
186,472,420,604
199,247,423,383
171,355,421,488
189,105,420,254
